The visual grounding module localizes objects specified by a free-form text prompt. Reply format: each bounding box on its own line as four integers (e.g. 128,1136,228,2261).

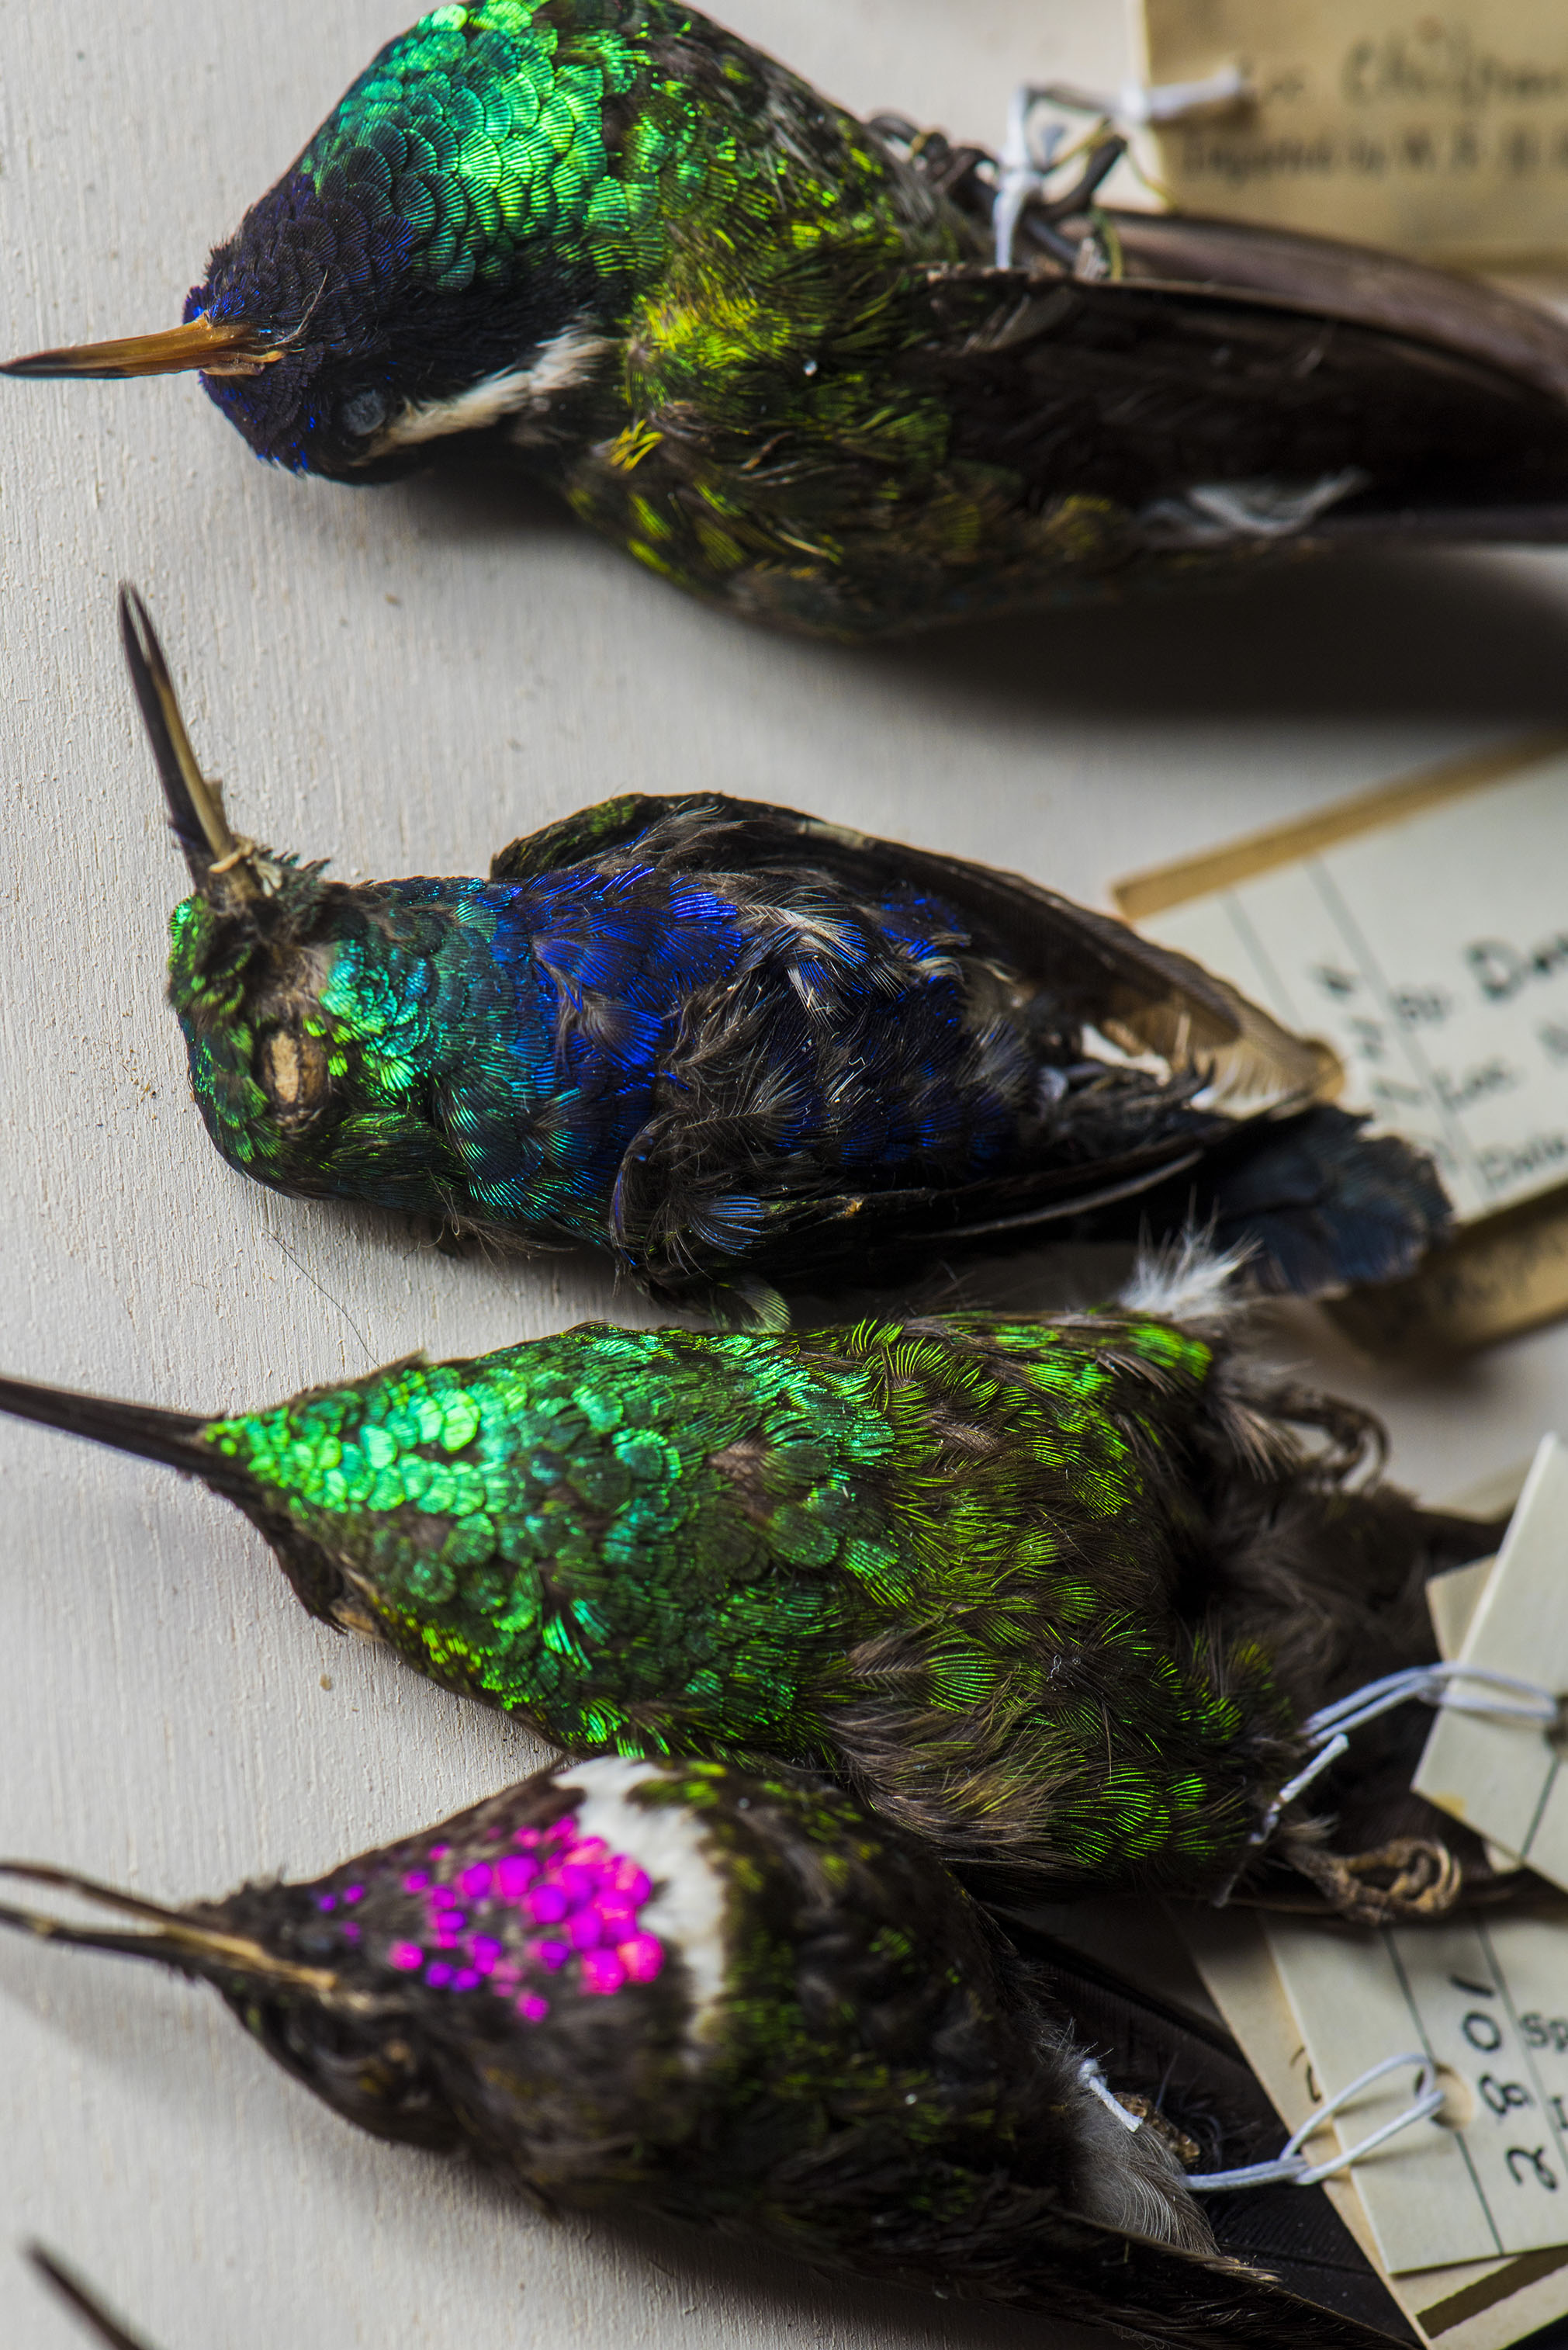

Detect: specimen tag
1262,1912,1568,2272
1130,1,1568,265
1182,1905,1568,2344
1428,1557,1500,1671
1115,743,1568,1228
1414,1437,1568,1887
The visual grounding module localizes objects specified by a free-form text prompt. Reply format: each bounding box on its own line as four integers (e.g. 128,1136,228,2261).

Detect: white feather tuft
556,1757,728,2060
1066,2070,1216,2251
374,322,611,452
1118,1233,1252,1326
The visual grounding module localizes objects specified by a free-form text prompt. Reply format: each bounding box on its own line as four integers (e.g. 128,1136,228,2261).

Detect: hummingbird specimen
122,590,1448,1305
0,1263,1504,1922
13,6,1568,637
0,1756,1407,2345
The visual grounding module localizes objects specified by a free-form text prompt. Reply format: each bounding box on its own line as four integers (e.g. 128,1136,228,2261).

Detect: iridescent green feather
201,1311,1289,1891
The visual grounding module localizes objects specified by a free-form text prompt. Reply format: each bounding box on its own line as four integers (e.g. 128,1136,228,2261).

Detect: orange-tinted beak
2,314,281,380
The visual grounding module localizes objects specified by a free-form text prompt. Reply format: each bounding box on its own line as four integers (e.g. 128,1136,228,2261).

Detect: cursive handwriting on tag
1120,760,1568,1225
1134,1,1568,264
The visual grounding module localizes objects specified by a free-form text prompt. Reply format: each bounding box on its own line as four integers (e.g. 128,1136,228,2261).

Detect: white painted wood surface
5,6,1568,2345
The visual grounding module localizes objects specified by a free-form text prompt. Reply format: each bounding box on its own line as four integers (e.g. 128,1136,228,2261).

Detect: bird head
0,1763,711,2172
4,5,658,474
120,588,470,1211
0,1855,459,2152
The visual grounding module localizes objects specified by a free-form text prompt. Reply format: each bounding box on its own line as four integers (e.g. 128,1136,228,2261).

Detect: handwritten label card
1183,1901,1568,2347
1134,1,1568,265
1263,1912,1568,2272
1119,757,1568,1228
1415,1436,1568,1887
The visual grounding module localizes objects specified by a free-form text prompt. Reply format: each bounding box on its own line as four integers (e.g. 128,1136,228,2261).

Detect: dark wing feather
580,794,1381,1292
1004,2211,1408,2348
615,793,1336,1106
907,261,1568,541
508,795,1441,1295
1005,1926,1418,2343
611,1116,1218,1294
1108,210,1568,402
490,795,680,882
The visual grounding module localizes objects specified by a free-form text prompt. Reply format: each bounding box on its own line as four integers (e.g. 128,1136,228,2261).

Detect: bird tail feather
1192,1105,1450,1295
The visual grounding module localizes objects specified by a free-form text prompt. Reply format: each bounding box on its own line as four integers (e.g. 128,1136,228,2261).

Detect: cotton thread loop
1078,2055,1144,2133
1187,2053,1445,2192
1246,1662,1562,1856
1306,1662,1559,1743
993,89,1068,269
1114,68,1253,127
992,70,1254,267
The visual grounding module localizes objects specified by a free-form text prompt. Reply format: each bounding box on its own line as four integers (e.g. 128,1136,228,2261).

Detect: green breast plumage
201,1312,1288,1890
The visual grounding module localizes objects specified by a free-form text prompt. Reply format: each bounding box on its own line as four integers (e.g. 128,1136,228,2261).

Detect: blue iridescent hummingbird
121,588,1449,1305
12,5,1568,636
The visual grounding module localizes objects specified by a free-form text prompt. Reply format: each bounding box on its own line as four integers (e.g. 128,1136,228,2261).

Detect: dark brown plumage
1,1758,1411,2348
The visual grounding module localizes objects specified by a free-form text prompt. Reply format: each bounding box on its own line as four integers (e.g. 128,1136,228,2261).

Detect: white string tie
1187,2053,1445,2193
1078,2055,1144,2133
992,69,1255,269
1114,67,1253,128
993,88,1068,269
1307,1662,1559,1742
1246,1662,1562,1854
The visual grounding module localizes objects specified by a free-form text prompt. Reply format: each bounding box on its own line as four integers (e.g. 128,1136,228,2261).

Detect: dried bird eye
258,1026,331,1125
339,387,387,437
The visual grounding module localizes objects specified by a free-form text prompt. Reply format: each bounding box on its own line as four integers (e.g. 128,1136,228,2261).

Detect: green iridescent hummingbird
0,1758,1404,2345
0,1268,1504,1921
13,5,1568,635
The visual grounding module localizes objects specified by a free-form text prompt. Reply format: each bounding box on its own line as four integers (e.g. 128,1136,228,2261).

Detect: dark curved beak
118,585,247,892
3,316,279,381
0,1860,343,1998
26,2247,157,2350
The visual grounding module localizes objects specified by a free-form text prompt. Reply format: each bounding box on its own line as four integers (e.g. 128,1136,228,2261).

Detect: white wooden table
5,5,1568,2345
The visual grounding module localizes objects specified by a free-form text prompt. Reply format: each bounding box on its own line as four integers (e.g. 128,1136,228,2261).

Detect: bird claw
1284,1835,1466,1925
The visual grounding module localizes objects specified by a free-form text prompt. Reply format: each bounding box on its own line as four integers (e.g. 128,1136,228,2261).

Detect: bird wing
1006,1923,1417,2343
1012,2206,1410,2348
1106,210,1568,404
486,794,1430,1298
903,248,1568,546
490,795,681,882
615,792,1337,1107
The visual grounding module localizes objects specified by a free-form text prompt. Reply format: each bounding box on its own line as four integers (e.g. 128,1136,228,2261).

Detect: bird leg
1114,2095,1203,2171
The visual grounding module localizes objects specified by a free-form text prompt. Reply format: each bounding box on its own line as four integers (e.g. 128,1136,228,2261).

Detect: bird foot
1115,2095,1203,2170
1285,1835,1464,1925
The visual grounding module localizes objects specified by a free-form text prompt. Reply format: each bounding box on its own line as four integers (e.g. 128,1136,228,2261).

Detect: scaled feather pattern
0,1757,1407,2346
0,1293,1502,1915
16,5,1568,633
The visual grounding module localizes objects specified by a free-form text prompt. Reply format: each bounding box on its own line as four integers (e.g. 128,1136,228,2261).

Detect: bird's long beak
26,2247,158,2350
3,316,280,381
118,585,257,896
0,1367,226,1485
0,1862,344,1998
